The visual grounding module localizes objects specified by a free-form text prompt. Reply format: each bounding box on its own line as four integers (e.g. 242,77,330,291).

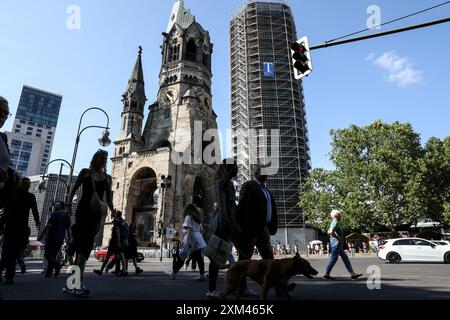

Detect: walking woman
170,203,206,280
65,150,115,295
207,158,240,297
125,223,143,275
170,230,182,271
323,210,362,280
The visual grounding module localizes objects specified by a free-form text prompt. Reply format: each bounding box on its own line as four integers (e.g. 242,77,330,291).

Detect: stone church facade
102,0,219,246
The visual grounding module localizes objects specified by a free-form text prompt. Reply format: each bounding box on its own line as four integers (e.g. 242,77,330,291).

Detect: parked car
378,238,450,263
95,248,144,263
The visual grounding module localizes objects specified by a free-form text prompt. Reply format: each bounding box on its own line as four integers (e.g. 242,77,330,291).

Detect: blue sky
1,0,449,174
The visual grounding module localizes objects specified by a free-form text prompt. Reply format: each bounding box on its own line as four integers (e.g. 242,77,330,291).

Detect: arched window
169,44,180,62
186,40,197,62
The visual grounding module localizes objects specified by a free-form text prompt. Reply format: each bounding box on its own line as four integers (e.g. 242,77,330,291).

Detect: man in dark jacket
44,201,69,277
0,177,40,283
236,164,278,260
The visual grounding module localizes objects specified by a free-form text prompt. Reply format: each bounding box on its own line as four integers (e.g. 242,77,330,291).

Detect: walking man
44,201,69,277
323,210,362,280
0,177,40,284
235,164,278,261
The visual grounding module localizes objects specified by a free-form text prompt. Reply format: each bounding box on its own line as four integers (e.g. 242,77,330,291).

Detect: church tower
106,0,219,247
115,46,146,157
142,0,216,153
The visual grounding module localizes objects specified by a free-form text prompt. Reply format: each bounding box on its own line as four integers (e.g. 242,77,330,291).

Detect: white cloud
366,52,375,61
371,51,422,87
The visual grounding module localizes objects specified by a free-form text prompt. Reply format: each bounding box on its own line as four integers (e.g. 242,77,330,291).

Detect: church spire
123,46,145,98
118,46,147,148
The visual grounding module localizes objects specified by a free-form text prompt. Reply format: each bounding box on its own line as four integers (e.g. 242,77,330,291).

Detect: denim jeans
325,238,354,274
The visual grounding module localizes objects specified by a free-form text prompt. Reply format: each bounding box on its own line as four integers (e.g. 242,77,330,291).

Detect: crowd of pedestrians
1,93,364,299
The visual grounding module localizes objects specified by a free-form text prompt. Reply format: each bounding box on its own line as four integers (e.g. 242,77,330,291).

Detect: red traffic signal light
291,42,306,53
291,36,312,79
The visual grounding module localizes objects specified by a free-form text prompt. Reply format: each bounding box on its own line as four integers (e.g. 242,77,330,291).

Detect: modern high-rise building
231,1,311,230
6,85,62,177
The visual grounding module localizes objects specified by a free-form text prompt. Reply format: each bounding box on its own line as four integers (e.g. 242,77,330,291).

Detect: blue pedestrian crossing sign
263,62,275,78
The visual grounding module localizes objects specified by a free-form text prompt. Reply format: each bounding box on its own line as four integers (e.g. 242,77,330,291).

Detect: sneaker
135,268,143,275
62,285,73,294
351,273,363,280
206,291,219,298
323,275,335,280
196,274,206,281
93,269,103,276
20,265,26,274
287,283,296,292
74,286,90,296
241,287,258,297
169,272,176,280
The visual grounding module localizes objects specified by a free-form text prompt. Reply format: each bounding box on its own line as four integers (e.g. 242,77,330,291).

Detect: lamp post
67,107,111,204
159,174,172,262
38,159,73,235
38,159,73,200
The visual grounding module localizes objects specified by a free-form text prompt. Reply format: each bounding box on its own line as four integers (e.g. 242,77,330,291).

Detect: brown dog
219,253,318,300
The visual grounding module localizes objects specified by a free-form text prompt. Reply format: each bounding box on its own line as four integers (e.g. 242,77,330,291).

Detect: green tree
410,136,450,225
301,120,426,232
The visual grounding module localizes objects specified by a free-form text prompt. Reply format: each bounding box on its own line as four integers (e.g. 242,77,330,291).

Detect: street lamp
39,159,73,200
98,130,111,147
159,174,172,262
67,107,110,203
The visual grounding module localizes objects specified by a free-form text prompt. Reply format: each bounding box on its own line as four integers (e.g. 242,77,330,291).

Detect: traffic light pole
310,17,450,51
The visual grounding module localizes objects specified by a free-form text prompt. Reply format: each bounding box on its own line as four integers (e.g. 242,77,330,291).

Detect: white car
378,238,450,263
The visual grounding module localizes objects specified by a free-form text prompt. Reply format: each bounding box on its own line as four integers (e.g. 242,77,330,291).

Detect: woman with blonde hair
169,203,206,280
324,209,362,280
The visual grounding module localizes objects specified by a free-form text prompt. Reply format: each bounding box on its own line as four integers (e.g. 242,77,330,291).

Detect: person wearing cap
324,209,363,280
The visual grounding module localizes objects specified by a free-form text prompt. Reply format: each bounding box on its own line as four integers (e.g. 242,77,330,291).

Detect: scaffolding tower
230,1,311,228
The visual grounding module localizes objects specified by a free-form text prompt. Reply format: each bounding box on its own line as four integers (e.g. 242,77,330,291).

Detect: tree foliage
300,120,450,232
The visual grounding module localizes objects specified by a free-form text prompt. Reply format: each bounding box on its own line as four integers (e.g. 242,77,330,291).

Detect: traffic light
291,36,312,79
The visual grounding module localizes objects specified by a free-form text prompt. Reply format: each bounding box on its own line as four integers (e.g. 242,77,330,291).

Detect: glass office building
7,85,62,176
